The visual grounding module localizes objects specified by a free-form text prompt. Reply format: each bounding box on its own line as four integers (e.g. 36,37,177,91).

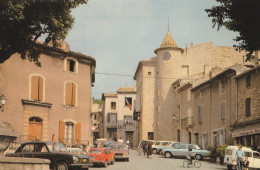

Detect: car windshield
102,142,117,148
47,142,67,152
226,149,232,155
245,151,252,157
89,150,102,154
111,144,127,150
194,145,200,150
253,152,260,159
172,143,180,148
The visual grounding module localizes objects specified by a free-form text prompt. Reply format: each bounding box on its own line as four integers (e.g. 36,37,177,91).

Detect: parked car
94,138,107,148
87,148,115,167
162,144,210,160
152,141,172,154
99,140,117,149
156,142,180,155
67,147,84,155
5,141,93,170
224,145,260,170
110,143,130,161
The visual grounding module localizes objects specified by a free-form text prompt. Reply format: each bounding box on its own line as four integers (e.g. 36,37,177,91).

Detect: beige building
102,87,137,147
134,31,249,143
191,65,245,149
90,101,104,144
232,65,260,149
0,42,96,146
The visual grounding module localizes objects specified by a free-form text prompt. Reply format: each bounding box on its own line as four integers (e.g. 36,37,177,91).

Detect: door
28,117,42,141
125,131,134,148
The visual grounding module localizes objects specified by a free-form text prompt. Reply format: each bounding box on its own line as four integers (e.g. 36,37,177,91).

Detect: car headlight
73,156,79,163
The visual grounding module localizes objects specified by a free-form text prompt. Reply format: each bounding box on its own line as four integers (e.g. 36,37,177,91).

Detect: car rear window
245,152,252,157
89,150,102,154
226,149,232,155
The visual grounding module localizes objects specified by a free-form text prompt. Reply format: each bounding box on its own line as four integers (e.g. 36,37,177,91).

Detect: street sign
90,125,96,131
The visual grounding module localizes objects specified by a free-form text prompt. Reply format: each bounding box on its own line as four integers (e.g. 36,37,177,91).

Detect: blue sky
65,0,238,99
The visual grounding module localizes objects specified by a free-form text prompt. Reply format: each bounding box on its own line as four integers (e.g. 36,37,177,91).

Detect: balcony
181,116,194,129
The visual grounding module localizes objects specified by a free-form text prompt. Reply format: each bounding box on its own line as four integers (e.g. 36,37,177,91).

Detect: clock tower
154,31,184,140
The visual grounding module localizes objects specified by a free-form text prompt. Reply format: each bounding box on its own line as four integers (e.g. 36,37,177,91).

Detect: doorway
28,117,42,141
125,131,134,148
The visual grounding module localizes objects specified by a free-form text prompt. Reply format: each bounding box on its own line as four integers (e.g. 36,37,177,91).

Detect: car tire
111,159,115,165
195,154,202,160
55,161,68,170
227,165,232,170
165,152,172,158
126,158,129,162
152,149,157,154
104,160,108,167
159,150,163,155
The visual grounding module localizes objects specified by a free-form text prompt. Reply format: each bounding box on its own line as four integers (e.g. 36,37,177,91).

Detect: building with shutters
0,41,96,146
231,65,260,149
134,31,250,143
102,86,137,146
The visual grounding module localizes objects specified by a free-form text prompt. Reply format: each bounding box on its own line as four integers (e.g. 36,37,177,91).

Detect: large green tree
206,0,260,61
0,0,87,66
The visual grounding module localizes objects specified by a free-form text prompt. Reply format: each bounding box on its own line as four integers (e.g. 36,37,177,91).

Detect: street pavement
89,149,227,170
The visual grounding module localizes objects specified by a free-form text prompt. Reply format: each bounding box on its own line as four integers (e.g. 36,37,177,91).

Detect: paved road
89,150,227,170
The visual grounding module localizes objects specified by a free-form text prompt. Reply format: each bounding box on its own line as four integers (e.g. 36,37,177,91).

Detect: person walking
142,141,146,156
234,145,244,170
144,141,149,156
147,141,153,159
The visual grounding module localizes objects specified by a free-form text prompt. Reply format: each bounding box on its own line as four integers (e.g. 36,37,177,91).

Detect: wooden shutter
72,83,76,106
66,60,70,71
245,98,251,117
31,76,38,100
59,120,65,143
75,123,81,144
38,77,43,101
221,102,226,120
65,83,72,105
107,113,110,123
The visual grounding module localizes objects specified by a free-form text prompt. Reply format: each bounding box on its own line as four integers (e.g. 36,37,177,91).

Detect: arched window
65,82,76,106
31,75,44,101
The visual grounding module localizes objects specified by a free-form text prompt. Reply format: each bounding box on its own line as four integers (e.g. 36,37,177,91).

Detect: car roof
21,141,55,145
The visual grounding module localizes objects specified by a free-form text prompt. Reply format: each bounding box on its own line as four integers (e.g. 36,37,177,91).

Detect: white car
152,141,172,154
224,145,260,170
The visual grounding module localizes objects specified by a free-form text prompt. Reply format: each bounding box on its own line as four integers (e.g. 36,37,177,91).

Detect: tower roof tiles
160,31,178,48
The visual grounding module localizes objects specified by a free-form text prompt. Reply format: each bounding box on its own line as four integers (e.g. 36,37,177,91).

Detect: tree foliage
206,0,260,61
0,0,87,66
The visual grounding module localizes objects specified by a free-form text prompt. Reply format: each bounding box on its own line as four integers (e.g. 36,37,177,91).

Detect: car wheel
159,150,163,155
104,160,108,167
152,149,157,154
111,159,115,165
195,154,202,160
227,165,232,170
165,152,172,158
55,162,68,170
126,158,129,162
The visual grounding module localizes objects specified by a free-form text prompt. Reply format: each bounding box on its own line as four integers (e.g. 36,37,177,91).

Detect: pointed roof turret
154,31,184,54
160,31,178,48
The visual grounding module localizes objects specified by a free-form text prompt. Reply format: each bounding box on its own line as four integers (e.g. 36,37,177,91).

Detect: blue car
162,144,210,160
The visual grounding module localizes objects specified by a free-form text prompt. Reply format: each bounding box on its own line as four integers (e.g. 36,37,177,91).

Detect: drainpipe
180,92,182,142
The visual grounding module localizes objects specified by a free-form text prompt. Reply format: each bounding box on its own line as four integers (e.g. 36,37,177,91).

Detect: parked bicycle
183,157,201,168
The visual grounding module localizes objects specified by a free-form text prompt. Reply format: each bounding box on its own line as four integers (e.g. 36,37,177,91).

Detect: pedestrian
147,141,153,159
145,141,149,156
117,137,123,143
143,141,146,156
234,145,244,170
126,139,130,149
243,157,249,170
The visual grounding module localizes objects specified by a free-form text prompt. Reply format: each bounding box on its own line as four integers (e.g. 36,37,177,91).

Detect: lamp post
0,94,7,112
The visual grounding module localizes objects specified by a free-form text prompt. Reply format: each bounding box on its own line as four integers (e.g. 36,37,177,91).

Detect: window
213,131,218,147
148,72,152,76
22,144,35,153
199,90,203,97
221,101,226,120
65,82,76,106
219,81,225,94
148,132,154,140
66,59,76,72
124,116,133,125
245,98,251,117
111,102,116,109
125,97,132,106
65,122,74,145
198,106,203,124
246,75,251,87
94,115,97,120
182,65,189,77
31,76,44,101
194,133,199,145
177,105,180,118
107,113,117,123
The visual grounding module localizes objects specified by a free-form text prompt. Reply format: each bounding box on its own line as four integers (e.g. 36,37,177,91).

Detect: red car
87,148,115,167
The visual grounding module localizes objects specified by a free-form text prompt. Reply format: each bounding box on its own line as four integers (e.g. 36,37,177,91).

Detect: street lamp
0,94,7,112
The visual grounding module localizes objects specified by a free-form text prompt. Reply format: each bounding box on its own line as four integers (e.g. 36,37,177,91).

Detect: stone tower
154,32,184,140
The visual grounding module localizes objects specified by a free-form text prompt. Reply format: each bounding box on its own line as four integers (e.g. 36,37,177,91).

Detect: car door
252,152,260,168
